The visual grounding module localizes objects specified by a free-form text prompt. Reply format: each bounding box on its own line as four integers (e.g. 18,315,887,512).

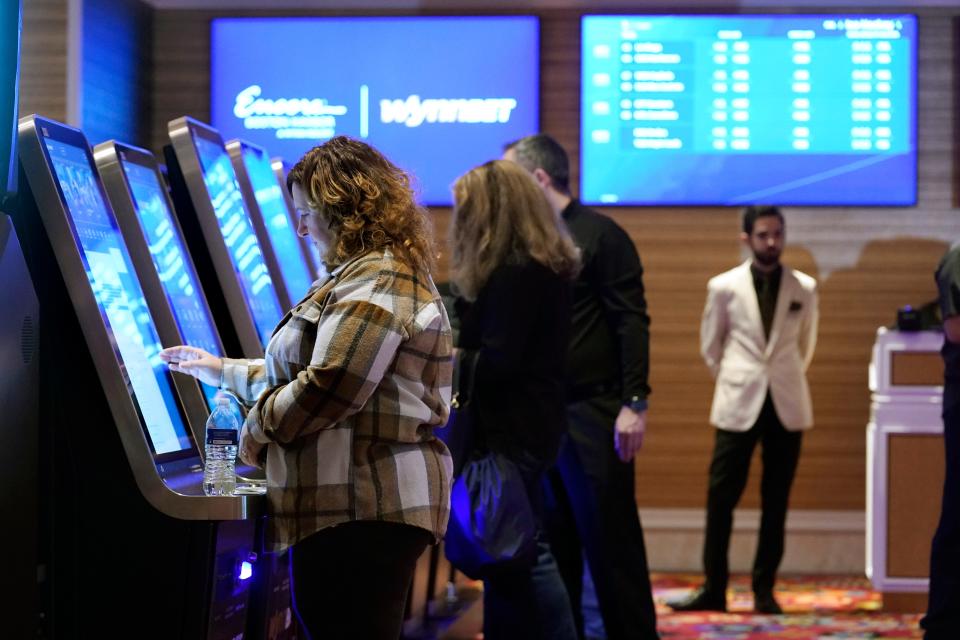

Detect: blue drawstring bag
444,451,538,579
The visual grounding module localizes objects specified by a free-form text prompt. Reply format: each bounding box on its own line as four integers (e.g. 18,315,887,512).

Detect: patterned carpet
432,573,926,639
654,574,923,639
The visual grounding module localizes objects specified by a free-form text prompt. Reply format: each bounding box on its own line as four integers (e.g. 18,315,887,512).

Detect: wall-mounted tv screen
211,16,540,206
581,15,917,206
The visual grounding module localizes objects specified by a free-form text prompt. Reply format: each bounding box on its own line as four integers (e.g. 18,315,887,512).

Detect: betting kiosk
227,139,315,308
93,139,295,639
93,140,226,413
164,121,301,638
164,117,285,358
0,6,32,636
0,212,39,639
16,114,262,638
272,156,322,278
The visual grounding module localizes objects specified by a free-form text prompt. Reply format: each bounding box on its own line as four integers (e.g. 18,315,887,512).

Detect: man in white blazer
669,206,818,614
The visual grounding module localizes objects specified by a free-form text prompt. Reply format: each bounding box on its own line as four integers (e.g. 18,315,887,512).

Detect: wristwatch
625,396,648,413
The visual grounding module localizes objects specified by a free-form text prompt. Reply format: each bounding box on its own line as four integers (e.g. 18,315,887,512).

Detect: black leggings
290,521,432,640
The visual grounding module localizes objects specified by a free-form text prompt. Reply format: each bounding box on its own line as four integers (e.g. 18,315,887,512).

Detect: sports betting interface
239,143,314,301
191,133,284,345
581,15,917,205
120,155,223,409
44,137,193,456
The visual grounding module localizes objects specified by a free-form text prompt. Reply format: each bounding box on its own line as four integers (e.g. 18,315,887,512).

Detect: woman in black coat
449,159,581,640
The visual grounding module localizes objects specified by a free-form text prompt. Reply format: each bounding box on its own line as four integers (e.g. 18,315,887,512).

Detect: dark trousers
290,520,431,640
483,452,578,640
483,535,579,640
703,393,802,595
543,393,659,640
922,381,960,639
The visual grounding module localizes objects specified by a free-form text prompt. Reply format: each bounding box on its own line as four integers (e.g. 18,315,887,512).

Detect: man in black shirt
921,244,960,638
504,134,658,640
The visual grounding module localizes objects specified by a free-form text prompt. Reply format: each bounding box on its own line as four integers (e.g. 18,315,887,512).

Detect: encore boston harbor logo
232,84,521,140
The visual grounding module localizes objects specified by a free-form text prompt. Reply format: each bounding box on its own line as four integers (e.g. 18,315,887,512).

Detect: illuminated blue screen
44,138,193,455
192,134,284,346
210,17,539,206
121,157,223,410
239,144,314,302
581,15,917,205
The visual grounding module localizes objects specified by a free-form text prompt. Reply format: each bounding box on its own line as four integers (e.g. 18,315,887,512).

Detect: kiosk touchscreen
272,156,323,278
94,140,225,413
16,114,259,638
28,122,198,460
228,139,314,307
165,116,284,357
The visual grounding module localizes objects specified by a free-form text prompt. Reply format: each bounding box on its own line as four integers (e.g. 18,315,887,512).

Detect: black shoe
754,591,783,614
667,586,727,612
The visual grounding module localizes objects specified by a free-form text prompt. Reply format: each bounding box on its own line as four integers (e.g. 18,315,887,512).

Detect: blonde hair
287,136,435,275
449,160,580,301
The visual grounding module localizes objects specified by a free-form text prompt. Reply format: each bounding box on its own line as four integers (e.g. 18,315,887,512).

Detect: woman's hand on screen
159,346,223,388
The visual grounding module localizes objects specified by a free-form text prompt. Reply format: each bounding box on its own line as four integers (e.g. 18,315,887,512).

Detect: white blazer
700,260,819,432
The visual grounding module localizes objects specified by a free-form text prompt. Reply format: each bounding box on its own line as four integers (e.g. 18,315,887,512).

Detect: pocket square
789,301,803,312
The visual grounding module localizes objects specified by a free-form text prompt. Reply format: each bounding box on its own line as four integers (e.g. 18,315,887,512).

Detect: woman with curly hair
449,159,580,639
160,136,454,640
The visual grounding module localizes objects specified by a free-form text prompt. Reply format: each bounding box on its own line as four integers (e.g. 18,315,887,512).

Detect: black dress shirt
561,200,651,407
751,263,783,341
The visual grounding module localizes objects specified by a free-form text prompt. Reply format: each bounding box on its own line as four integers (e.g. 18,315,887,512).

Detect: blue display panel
191,134,284,345
581,15,917,206
210,17,539,206
119,157,223,409
239,144,314,301
44,138,193,455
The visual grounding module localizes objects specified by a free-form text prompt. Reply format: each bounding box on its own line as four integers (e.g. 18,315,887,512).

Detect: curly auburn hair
286,136,435,275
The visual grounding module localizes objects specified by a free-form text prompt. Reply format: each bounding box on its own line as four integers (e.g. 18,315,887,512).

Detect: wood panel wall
143,5,957,511
20,0,69,123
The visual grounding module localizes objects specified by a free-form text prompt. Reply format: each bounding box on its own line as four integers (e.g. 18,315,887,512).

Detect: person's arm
938,248,960,345
159,345,265,406
219,358,267,406
593,222,650,462
244,269,408,446
945,315,960,344
700,279,728,378
594,222,651,406
799,283,819,371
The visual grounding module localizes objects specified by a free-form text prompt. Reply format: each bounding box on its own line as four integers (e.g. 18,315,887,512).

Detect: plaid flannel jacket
221,248,454,552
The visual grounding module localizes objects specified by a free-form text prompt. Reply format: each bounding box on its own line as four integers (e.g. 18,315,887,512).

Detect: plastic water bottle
203,395,239,496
